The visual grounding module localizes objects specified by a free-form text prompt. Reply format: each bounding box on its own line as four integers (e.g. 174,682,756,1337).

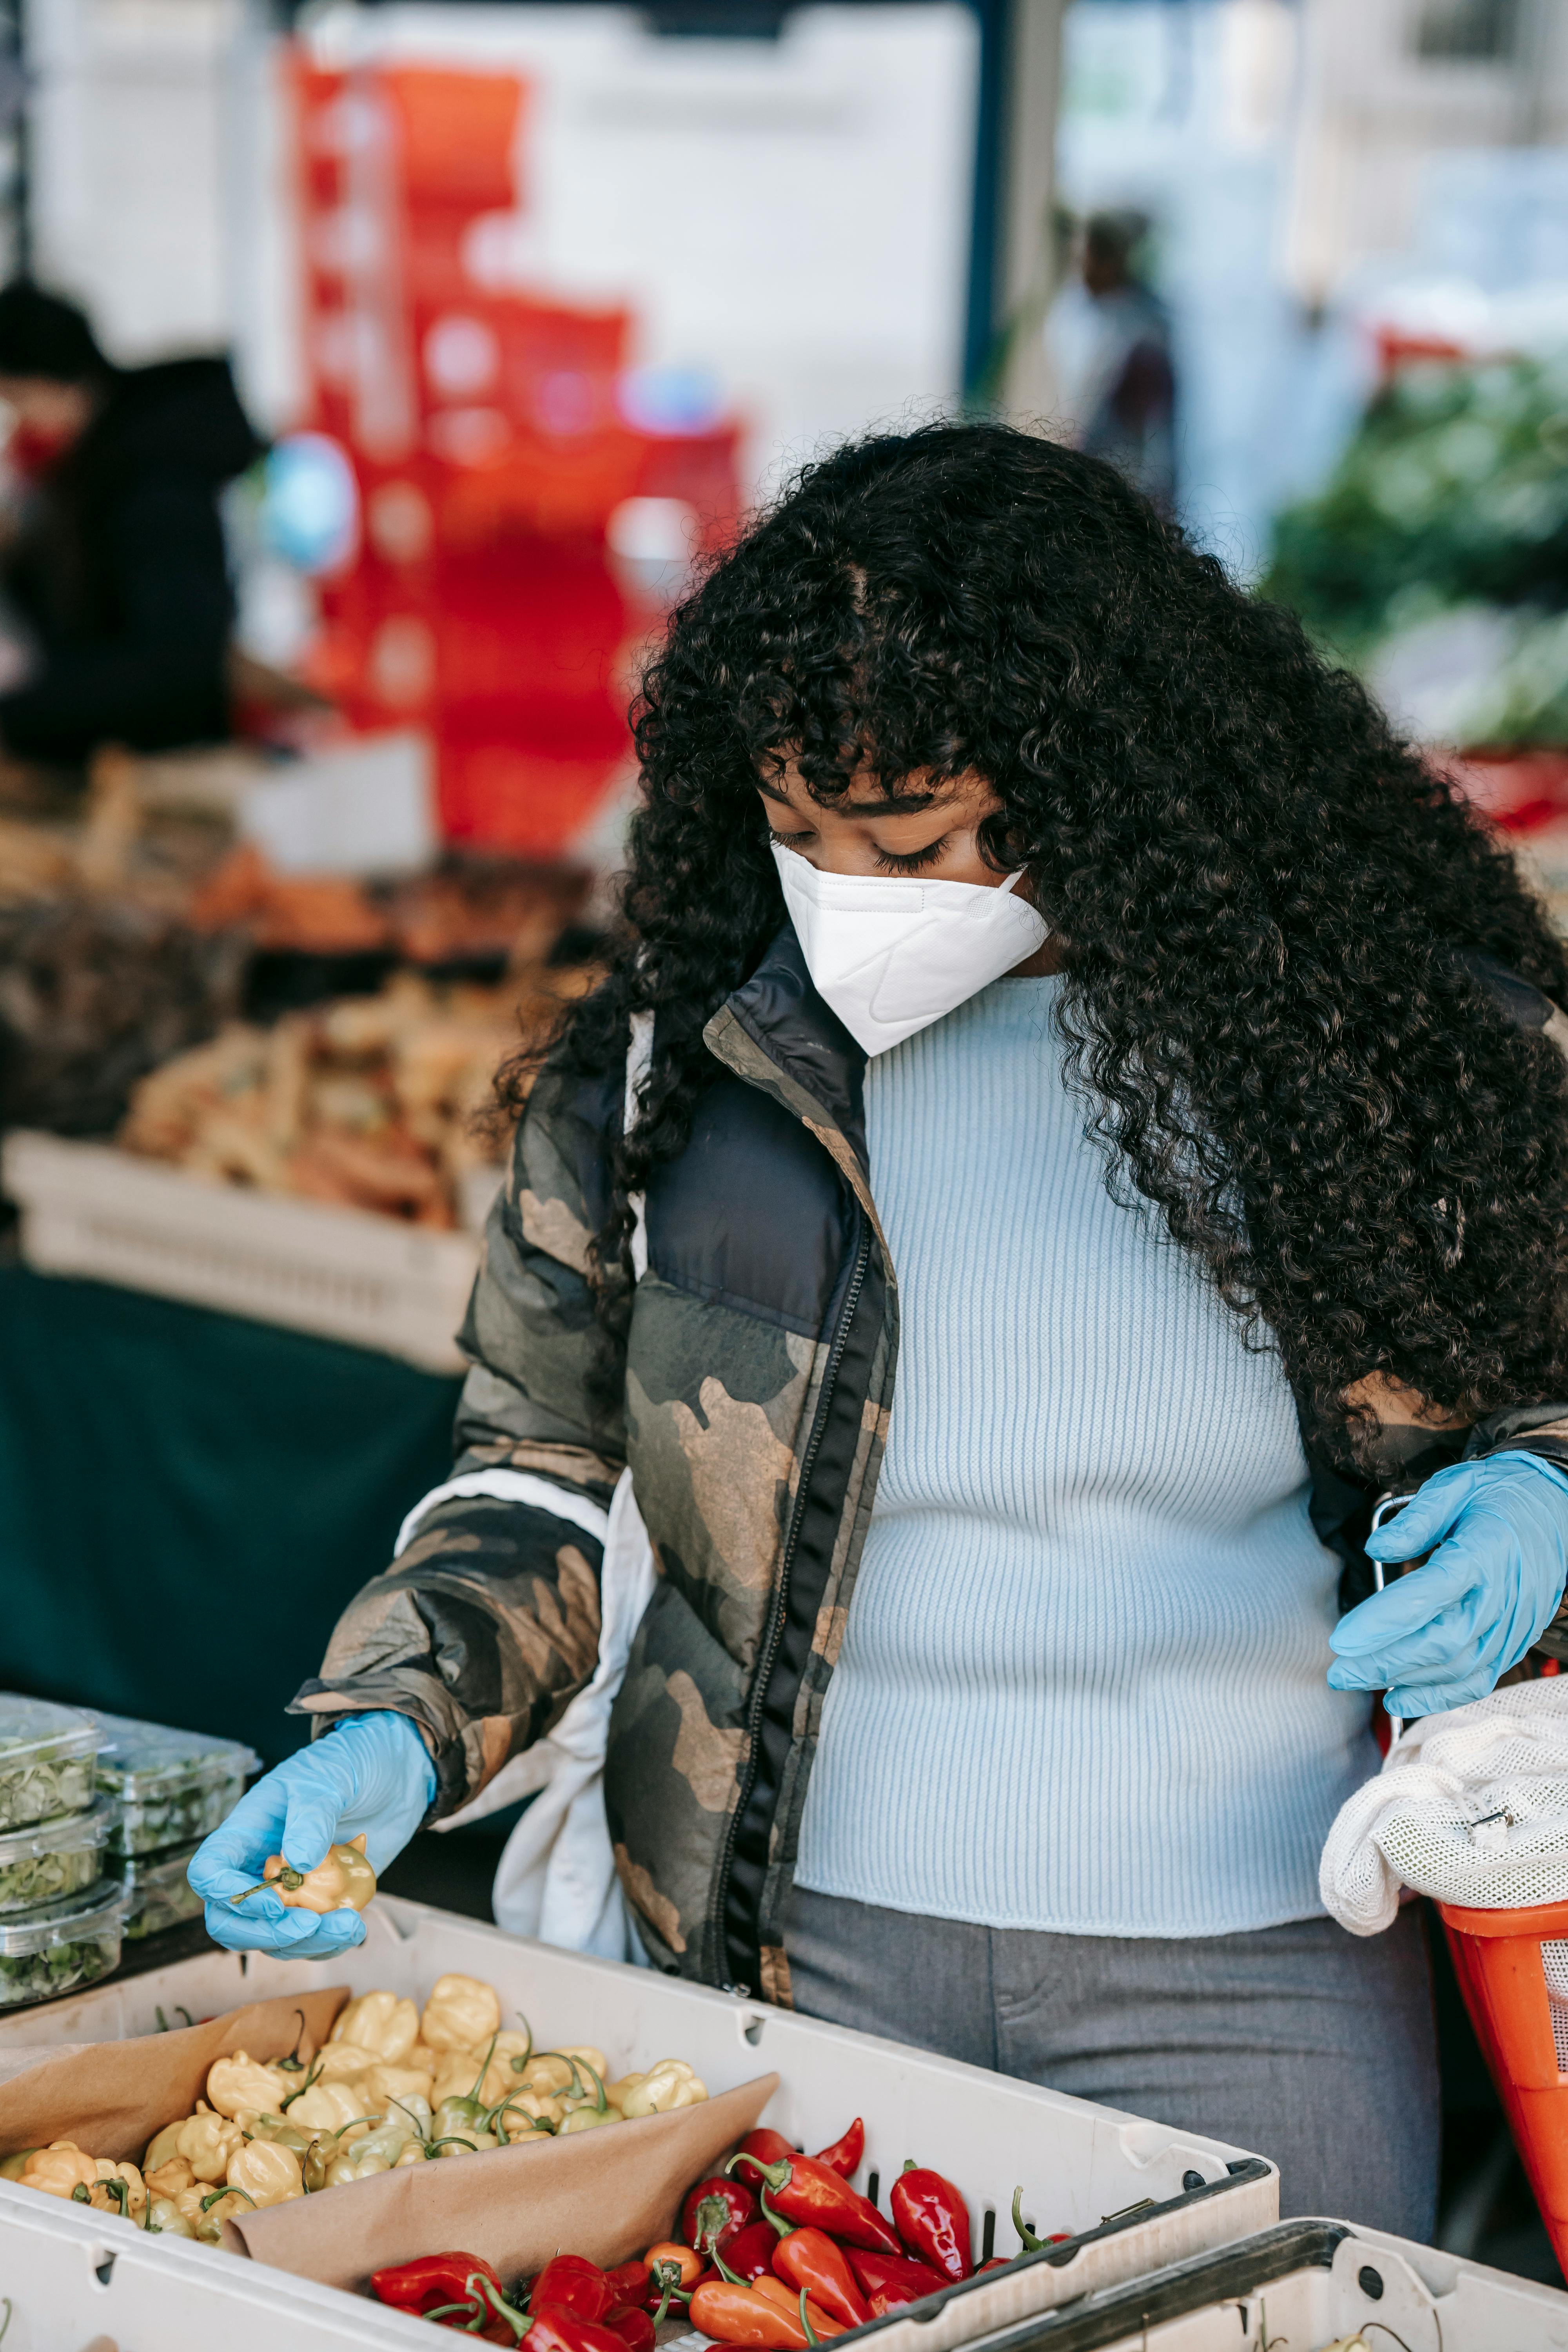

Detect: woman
192,424,1568,2235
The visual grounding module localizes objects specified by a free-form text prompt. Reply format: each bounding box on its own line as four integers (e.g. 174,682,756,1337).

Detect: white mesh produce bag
1320,1678,1568,1936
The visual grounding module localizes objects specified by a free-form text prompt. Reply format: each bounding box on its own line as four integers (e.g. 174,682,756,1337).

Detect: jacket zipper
710,1212,873,1994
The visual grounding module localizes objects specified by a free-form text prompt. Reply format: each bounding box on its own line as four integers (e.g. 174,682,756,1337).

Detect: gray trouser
785,1887,1439,2241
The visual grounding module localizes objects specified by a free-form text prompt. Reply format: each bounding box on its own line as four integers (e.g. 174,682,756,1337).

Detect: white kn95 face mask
771,841,1050,1058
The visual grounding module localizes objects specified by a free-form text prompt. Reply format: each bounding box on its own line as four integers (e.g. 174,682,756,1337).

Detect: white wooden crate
0,1896,1277,2352
2,1131,477,1372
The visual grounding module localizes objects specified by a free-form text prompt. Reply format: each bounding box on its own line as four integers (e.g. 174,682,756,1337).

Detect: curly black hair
517,420,1568,1450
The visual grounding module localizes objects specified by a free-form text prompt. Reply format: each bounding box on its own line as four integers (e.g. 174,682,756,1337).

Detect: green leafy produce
1265,353,1568,679
91,1714,257,1858
0,1928,118,2008
0,1755,94,1835
119,1846,203,1940
0,1843,100,1915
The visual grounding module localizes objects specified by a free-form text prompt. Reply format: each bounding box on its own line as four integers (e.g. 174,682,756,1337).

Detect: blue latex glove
188,1711,437,1960
1328,1452,1568,1719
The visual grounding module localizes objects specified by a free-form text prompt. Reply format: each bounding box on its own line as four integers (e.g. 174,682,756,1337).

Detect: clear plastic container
0,1698,101,1833
113,1837,203,1940
89,1713,259,1857
0,1885,125,2008
0,1797,117,1916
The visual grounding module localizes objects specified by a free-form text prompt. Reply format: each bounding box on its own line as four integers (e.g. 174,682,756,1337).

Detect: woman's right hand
188,1711,438,1960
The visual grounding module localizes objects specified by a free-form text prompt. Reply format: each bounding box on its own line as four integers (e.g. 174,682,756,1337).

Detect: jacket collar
703,922,872,1191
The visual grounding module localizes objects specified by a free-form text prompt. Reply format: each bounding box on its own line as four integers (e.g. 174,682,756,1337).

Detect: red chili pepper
720,2220,787,2285
811,2120,864,2180
605,2263,651,2307
732,2154,903,2257
527,2308,631,2352
602,2306,655,2352
530,2258,617,2325
683,2174,760,2254
689,2279,810,2348
771,2228,871,2328
844,2247,950,2313
733,2128,799,2185
889,2164,972,2283
371,2251,510,2335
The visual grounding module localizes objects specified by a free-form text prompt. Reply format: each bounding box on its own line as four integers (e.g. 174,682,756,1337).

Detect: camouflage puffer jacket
293,929,1568,2001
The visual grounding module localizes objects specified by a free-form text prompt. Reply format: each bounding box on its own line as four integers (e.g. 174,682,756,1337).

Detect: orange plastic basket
1440,1895,1568,2274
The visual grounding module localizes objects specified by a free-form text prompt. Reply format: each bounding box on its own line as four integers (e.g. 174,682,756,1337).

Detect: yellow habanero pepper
0,2150,37,2180
226,2138,303,2209
176,2108,247,2184
144,2194,196,2239
234,1834,376,1915
419,1972,501,2053
330,1990,420,2064
365,2059,435,2111
142,2120,187,2175
206,2051,291,2120
144,2153,196,2201
279,2079,375,2139
89,2160,147,2222
617,2060,708,2118
313,2041,380,2085
21,2143,98,2199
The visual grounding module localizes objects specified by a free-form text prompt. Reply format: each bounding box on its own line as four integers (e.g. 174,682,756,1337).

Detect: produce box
88,1712,260,1857
2,1130,479,1370
0,1896,1277,2352
957,2214,1568,2350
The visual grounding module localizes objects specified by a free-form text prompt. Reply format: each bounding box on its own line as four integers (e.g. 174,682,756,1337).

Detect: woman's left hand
1328,1453,1568,1719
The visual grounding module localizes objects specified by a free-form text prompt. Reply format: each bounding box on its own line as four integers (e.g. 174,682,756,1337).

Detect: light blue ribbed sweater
795,974,1379,1937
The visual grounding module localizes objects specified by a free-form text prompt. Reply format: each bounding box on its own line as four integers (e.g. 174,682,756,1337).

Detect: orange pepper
643,2244,702,2290
751,2275,845,2339
688,2280,811,2348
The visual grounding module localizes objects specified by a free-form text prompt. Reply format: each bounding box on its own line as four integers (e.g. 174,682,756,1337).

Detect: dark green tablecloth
0,1266,460,1764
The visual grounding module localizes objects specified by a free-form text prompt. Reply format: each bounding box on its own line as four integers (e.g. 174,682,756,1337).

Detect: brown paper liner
226,2072,779,2292
0,1985,350,2161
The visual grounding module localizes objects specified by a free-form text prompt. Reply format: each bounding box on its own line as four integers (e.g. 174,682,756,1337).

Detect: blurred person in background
0,281,263,766
192,423,1568,2238
1046,210,1176,515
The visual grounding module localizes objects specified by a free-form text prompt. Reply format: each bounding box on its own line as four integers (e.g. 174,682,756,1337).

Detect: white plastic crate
0,2181,446,2352
951,2215,1568,2351
2,1131,477,1372
0,1895,1276,2352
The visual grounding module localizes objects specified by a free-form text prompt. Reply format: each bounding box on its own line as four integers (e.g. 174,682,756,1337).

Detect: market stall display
114,965,569,1230
0,1897,1276,2352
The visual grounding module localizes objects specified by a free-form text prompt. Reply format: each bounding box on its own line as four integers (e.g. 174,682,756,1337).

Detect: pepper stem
200,2186,257,2214
799,2288,819,2346
650,2264,687,2326
473,2276,527,2343
465,2031,501,2102
1011,2187,1046,2255
728,2153,791,2193
279,2058,323,2112
759,2183,793,2239
711,2249,744,2287
278,2008,309,2073
232,1862,306,1904
510,2010,534,2072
